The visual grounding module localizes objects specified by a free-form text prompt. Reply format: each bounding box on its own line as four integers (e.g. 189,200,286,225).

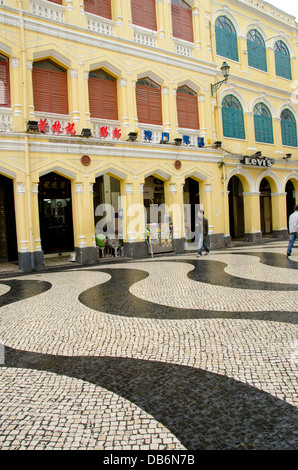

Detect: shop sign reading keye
241,157,275,167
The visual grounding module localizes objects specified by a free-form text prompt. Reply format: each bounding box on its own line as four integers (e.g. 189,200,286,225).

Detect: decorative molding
70,69,78,78
75,183,83,194
17,182,25,194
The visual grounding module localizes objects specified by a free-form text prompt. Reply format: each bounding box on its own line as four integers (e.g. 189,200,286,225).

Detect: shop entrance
286,180,295,226
228,176,245,239
38,172,74,253
143,176,173,253
183,177,200,244
260,178,272,235
0,174,17,262
93,175,121,230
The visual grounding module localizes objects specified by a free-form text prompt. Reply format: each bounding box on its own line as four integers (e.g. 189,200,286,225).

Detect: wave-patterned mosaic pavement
0,241,297,450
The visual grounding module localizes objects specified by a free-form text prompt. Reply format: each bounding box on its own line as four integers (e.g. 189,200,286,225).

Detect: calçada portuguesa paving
0,240,297,451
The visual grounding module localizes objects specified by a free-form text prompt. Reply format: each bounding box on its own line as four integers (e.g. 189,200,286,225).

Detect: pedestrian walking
196,210,209,257
286,205,298,257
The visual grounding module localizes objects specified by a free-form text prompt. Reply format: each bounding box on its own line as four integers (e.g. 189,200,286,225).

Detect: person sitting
95,233,106,257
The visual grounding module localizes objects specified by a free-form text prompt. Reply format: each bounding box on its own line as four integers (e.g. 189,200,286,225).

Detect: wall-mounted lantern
211,62,230,96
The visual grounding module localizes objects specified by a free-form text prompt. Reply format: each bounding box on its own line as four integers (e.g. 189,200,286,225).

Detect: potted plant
127,131,138,141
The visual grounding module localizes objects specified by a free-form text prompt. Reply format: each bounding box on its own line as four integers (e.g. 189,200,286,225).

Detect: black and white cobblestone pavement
0,241,297,450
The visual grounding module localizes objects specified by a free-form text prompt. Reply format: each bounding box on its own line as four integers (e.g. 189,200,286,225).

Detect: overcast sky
267,0,298,20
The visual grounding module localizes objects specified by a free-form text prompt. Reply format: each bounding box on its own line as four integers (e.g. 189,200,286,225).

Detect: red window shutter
177,92,199,129
148,88,162,125
51,71,68,115
88,74,118,120
131,0,157,31
172,3,193,42
33,67,68,115
32,68,51,113
144,0,157,31
136,86,150,123
84,0,112,19
181,8,193,42
136,84,162,125
88,77,102,119
0,59,10,107
48,0,63,4
186,94,199,129
171,4,182,39
176,93,188,128
102,80,118,120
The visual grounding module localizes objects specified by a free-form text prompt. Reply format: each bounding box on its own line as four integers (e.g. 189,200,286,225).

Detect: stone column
83,70,91,132
271,192,288,239
198,94,207,138
114,0,134,40
243,192,262,242
14,181,30,271
162,86,171,135
164,177,185,253
267,46,278,86
11,57,22,131
70,68,80,125
120,178,147,258
119,78,130,139
192,6,201,58
273,117,283,157
73,181,99,265
31,182,44,270
26,59,35,121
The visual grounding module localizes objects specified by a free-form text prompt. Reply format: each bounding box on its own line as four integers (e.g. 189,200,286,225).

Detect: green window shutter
281,111,297,147
247,40,267,71
215,17,238,61
253,103,273,144
274,41,292,79
222,95,245,139
247,30,267,72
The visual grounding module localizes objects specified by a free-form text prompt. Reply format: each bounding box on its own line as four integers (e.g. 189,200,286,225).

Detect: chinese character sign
99,126,109,138
51,121,62,134
38,119,49,133
112,128,121,139
65,123,76,135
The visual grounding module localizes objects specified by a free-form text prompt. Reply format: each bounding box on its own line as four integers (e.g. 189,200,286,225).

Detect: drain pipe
18,1,35,270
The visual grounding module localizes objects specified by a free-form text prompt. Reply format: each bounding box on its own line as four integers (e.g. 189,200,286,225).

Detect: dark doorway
286,180,295,227
228,176,245,239
0,174,18,262
183,177,200,242
260,178,272,235
38,172,74,253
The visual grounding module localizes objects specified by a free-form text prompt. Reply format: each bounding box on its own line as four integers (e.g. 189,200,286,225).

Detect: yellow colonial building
0,0,297,271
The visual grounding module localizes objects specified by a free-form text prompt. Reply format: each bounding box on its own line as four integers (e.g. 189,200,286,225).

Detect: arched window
247,29,267,72
253,103,273,144
281,109,297,147
171,0,193,43
222,95,245,139
88,69,118,120
215,16,238,61
131,0,157,31
176,85,199,129
274,41,292,80
32,59,68,115
84,0,112,19
136,77,162,125
0,53,10,108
